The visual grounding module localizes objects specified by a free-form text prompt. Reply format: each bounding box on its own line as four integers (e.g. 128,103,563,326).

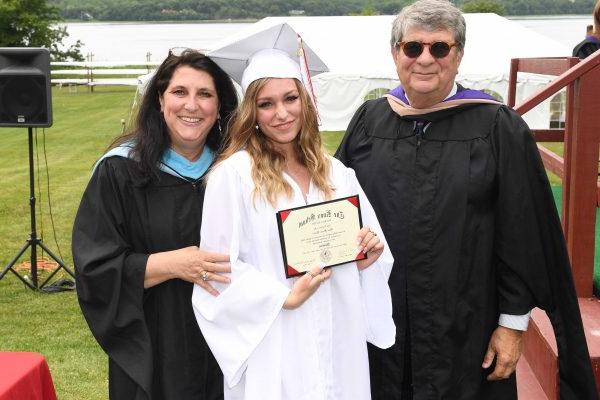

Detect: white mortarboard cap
208,23,328,94
240,49,301,93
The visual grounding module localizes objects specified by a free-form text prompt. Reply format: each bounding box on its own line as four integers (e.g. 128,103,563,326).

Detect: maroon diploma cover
276,195,366,278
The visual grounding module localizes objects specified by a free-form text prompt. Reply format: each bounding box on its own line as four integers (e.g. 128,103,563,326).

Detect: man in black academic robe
572,35,600,59
335,0,598,399
573,4,600,59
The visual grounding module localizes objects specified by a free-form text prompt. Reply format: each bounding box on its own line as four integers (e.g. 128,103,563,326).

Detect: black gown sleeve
334,101,371,168
72,159,152,398
491,108,536,315
491,106,598,399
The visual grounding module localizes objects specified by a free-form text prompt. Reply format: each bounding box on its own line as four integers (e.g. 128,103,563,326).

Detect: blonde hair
217,78,332,206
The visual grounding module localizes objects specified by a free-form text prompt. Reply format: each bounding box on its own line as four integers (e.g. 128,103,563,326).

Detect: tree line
50,0,598,21
1,0,83,60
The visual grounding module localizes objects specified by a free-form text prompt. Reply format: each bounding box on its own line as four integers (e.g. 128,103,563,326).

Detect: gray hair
390,0,466,52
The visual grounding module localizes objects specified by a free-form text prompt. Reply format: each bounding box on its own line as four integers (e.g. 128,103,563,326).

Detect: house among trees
80,11,93,21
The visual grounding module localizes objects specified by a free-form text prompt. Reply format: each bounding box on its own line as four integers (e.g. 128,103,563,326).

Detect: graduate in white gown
191,25,396,400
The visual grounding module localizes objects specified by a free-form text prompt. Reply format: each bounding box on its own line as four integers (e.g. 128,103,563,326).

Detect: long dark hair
113,50,238,179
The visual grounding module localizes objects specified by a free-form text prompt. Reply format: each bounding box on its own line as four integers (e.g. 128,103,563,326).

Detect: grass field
0,86,597,399
0,86,136,399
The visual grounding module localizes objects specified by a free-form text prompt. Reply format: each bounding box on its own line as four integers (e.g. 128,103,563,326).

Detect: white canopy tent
139,14,570,130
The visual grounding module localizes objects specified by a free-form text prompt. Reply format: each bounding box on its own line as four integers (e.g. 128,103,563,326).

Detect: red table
0,352,57,400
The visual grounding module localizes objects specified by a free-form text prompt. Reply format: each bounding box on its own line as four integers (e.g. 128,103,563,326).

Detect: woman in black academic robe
72,50,238,400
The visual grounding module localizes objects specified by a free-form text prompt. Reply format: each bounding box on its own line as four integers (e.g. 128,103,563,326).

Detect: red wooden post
561,81,575,241
563,69,600,296
508,59,518,108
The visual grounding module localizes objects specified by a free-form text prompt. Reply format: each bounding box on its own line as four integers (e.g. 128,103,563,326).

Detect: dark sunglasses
396,41,456,59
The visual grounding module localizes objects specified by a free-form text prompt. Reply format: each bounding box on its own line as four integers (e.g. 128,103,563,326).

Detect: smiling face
255,78,302,152
392,28,463,109
159,66,219,160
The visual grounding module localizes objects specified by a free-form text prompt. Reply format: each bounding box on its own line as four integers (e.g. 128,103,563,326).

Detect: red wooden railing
507,52,600,297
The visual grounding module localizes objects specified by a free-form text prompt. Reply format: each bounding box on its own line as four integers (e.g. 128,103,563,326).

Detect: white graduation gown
192,151,395,400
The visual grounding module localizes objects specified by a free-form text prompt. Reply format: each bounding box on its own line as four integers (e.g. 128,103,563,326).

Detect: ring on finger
201,270,210,282
320,270,329,282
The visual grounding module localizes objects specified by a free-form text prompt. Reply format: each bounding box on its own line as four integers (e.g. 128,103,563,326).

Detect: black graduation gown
72,156,223,400
335,97,598,400
572,38,600,59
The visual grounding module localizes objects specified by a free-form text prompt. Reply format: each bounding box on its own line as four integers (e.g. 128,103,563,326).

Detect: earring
255,124,259,132
217,114,222,135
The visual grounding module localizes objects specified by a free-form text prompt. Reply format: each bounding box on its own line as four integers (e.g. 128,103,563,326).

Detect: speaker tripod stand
0,127,75,290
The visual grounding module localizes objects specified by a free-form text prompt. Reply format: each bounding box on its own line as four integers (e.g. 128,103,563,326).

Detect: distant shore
62,13,592,24
508,14,589,19
62,18,259,24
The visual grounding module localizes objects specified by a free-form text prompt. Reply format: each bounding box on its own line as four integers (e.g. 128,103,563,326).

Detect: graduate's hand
482,326,523,380
355,226,384,271
283,266,332,310
146,246,230,295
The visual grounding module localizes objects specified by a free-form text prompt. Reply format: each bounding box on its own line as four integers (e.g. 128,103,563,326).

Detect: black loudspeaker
0,48,52,128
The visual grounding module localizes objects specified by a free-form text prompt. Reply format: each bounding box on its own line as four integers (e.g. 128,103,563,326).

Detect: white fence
51,61,160,87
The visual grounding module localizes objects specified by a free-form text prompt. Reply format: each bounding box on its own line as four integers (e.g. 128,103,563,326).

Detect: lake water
510,15,592,52
61,15,593,63
61,22,252,62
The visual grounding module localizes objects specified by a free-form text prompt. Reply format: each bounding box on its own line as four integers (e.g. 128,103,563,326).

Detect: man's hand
482,326,524,380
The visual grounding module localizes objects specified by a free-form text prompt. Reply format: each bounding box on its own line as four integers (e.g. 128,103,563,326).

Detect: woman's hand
355,226,384,271
145,246,230,295
283,266,332,310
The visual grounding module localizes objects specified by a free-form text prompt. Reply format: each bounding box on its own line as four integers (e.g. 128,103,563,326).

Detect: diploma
276,195,366,278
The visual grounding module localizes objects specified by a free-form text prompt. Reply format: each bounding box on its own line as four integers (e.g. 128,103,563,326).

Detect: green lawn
0,86,135,400
0,86,597,399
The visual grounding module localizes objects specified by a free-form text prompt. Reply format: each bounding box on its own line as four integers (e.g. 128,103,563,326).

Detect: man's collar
385,82,500,118
403,83,458,105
